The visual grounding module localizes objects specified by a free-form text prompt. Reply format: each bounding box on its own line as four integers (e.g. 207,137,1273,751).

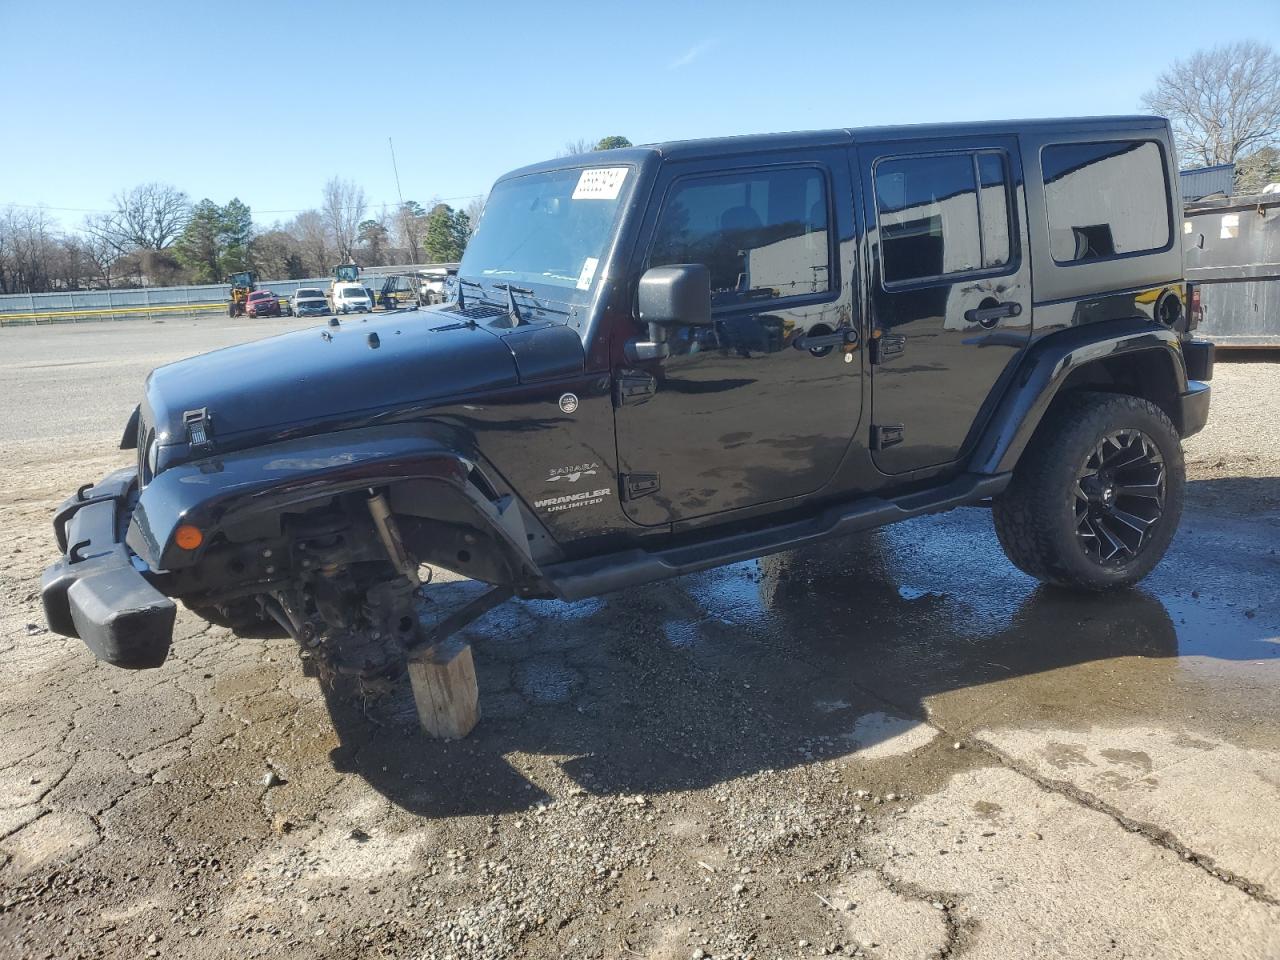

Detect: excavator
226,271,256,317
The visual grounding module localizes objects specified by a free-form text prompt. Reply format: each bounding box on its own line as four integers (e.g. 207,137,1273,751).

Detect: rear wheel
992,391,1184,590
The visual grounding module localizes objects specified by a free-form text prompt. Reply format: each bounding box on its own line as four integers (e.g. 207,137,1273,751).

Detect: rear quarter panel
1020,119,1183,307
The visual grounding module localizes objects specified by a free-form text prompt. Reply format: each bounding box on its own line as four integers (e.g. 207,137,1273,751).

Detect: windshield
343,288,367,298
459,166,630,297
296,289,324,298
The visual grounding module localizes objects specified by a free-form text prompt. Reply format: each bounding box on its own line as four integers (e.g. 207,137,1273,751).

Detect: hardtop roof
501,116,1168,180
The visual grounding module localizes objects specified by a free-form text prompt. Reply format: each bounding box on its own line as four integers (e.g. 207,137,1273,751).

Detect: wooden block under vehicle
406,639,479,739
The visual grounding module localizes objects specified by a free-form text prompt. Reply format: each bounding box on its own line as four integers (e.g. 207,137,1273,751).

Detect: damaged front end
42,424,549,679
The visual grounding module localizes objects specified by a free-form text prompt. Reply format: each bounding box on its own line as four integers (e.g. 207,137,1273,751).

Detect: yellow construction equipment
226,271,256,318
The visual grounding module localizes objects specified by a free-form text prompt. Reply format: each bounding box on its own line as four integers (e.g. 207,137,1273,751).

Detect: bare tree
559,137,594,157
80,212,122,284
0,206,58,293
464,196,486,239
81,222,121,288
1235,146,1280,193
292,210,332,276
321,177,367,264
51,235,93,290
0,208,14,293
107,183,191,250
395,201,426,265
1142,41,1280,166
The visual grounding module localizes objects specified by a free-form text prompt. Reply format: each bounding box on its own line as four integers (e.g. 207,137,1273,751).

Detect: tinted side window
874,151,1011,285
649,167,830,305
977,153,1011,267
1042,141,1171,264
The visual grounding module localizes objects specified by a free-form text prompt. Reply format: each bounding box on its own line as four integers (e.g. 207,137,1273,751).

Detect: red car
245,290,282,318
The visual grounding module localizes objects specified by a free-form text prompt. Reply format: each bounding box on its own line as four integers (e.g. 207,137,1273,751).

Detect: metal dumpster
1184,194,1280,347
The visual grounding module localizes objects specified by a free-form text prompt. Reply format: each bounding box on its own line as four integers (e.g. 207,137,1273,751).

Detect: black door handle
964,301,1022,327
793,327,859,353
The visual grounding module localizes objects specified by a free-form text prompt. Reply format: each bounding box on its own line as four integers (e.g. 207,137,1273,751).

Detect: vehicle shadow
1184,474,1280,513
319,499,1279,819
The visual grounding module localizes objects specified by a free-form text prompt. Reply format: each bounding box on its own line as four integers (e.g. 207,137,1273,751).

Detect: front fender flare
969,319,1191,476
126,425,542,583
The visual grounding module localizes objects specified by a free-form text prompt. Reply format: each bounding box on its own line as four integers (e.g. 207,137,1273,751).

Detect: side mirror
637,264,712,327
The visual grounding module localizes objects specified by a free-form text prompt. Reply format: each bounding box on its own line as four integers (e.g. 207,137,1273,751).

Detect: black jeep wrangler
42,115,1213,681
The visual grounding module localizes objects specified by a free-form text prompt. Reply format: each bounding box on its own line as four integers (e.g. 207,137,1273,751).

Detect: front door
859,137,1032,475
614,152,862,526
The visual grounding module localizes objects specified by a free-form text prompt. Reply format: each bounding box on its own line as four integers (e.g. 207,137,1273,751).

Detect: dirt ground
1,319,1278,960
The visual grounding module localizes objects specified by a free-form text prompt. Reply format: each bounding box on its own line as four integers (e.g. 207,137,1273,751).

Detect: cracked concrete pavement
2,317,1279,959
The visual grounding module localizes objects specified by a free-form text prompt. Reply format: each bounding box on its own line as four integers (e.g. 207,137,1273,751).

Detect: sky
2,0,1278,232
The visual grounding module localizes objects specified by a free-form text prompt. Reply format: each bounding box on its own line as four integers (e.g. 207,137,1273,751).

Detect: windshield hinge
494,282,534,328
870,334,906,365
871,424,904,450
614,370,657,407
621,472,661,501
505,285,524,326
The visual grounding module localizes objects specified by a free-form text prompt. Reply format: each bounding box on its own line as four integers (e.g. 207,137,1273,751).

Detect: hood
143,309,519,458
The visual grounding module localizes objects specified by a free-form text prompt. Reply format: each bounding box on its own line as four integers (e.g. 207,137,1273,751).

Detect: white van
331,282,373,314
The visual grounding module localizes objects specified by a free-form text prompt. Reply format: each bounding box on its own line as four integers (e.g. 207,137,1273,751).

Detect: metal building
1180,163,1235,201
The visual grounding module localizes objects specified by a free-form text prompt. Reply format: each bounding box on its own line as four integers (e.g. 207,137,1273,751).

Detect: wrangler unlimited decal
533,488,614,512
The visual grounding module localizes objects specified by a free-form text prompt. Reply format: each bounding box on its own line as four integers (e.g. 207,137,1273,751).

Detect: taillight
1188,283,1202,329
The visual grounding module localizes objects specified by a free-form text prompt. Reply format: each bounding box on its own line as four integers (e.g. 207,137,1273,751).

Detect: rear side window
1041,141,1171,264
648,166,831,306
873,151,1012,285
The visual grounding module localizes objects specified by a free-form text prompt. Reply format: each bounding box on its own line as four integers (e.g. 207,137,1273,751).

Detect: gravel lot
1,317,1278,960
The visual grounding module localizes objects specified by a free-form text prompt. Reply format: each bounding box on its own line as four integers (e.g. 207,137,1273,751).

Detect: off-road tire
992,391,1184,590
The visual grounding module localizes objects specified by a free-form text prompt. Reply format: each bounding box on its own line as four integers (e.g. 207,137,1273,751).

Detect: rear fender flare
969,319,1189,476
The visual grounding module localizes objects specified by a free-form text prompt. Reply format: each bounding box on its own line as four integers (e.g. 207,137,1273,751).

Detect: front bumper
41,467,176,669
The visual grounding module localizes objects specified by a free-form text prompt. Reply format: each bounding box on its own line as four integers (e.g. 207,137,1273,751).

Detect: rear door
858,136,1031,475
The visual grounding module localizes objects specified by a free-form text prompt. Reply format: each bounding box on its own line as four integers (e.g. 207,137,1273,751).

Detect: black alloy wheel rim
1073,429,1166,565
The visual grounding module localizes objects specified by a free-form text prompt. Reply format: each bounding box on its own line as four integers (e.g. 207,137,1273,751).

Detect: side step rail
543,473,1010,601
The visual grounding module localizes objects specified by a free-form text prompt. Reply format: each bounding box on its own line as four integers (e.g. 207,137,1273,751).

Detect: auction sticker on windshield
572,167,628,200
576,257,600,290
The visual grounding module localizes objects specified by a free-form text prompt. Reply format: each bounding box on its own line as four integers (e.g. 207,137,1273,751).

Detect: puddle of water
844,711,938,759
814,699,853,714
662,620,702,649
687,561,769,626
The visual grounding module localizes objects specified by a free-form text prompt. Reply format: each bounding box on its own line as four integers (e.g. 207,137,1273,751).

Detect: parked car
244,290,281,318
41,116,1213,701
332,282,372,314
418,268,455,304
291,287,330,318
